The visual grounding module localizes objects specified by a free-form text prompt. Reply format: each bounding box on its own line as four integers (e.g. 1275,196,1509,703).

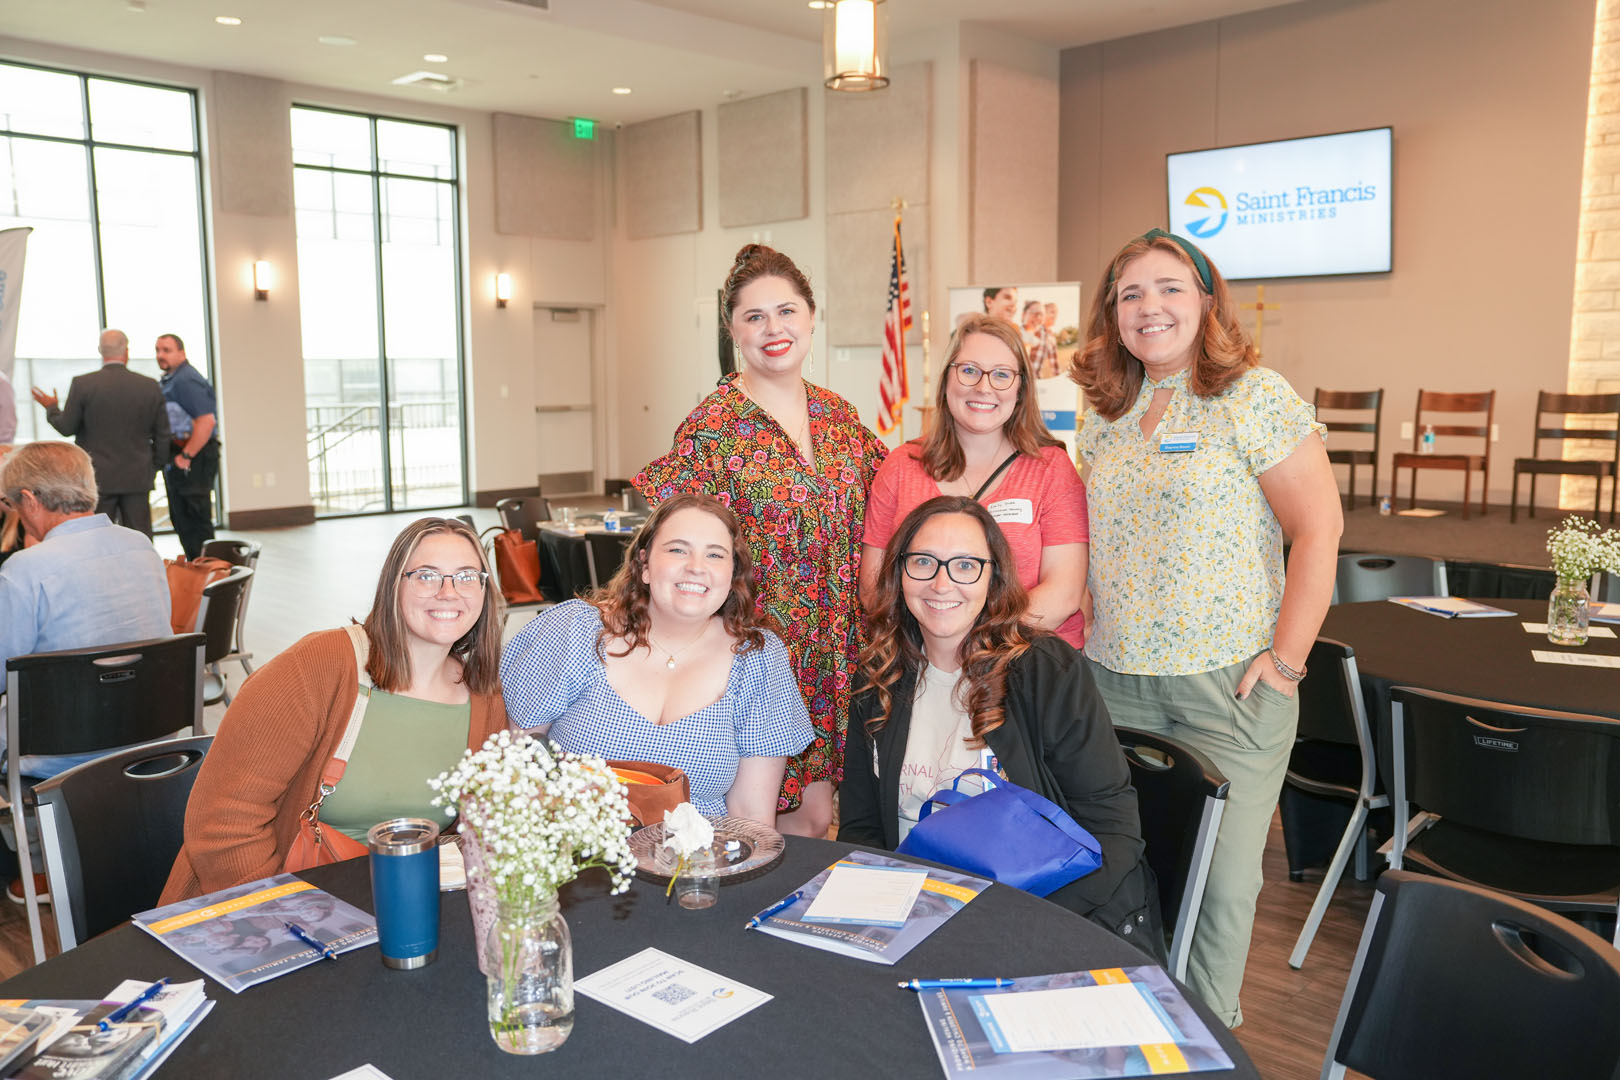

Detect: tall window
0,62,211,463
292,106,465,516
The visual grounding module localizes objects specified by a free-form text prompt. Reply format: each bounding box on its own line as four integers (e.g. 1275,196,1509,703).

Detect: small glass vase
671,843,720,910
485,895,574,1055
1547,575,1591,646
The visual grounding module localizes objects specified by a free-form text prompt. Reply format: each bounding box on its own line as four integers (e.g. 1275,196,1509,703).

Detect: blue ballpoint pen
284,920,338,961
745,891,804,930
97,978,169,1031
898,978,1014,991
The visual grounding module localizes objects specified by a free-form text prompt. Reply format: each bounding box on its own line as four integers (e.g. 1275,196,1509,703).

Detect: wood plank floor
0,505,1378,1078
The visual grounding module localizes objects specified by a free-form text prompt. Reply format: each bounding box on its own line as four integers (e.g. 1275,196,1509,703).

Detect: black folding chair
1333,553,1447,604
198,539,261,679
195,566,254,706
1322,871,1620,1080
4,634,205,962
1114,727,1229,982
1283,638,1387,969
1388,686,1620,946
34,736,212,951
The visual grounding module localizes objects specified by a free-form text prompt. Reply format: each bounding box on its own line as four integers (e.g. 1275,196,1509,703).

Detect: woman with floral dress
635,244,887,838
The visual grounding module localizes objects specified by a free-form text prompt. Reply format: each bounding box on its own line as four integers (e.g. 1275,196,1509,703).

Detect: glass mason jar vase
1547,576,1591,647
485,895,574,1054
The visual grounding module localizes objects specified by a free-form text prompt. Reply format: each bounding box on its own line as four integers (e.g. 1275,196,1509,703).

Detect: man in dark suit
30,329,170,537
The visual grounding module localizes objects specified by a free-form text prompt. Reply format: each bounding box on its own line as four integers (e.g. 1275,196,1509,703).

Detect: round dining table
1318,597,1620,722
0,837,1256,1079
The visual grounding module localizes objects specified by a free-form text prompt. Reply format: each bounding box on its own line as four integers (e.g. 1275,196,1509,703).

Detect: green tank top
319,689,471,843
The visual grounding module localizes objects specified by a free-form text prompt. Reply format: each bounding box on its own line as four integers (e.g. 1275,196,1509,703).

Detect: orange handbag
284,625,373,872
609,761,691,827
492,528,546,605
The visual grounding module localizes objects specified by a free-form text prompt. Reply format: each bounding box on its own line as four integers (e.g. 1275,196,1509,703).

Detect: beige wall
1059,0,1595,507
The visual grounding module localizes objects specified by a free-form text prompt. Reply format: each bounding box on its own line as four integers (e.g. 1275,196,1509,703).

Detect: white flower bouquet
1547,515,1620,584
429,731,638,912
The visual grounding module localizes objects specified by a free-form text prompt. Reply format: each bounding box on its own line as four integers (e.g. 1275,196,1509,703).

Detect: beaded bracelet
1269,648,1306,682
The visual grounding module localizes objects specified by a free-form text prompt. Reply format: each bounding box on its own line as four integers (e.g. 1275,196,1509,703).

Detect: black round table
1319,597,1620,723
0,838,1256,1078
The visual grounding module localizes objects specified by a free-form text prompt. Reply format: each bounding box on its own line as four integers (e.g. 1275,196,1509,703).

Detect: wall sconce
495,272,512,309
252,260,273,301
824,0,888,92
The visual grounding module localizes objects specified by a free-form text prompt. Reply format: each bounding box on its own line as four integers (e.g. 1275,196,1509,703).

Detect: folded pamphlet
748,850,988,965
132,873,376,994
917,966,1234,1079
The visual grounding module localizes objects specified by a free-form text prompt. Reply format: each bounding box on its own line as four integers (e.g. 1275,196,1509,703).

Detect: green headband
1109,228,1214,294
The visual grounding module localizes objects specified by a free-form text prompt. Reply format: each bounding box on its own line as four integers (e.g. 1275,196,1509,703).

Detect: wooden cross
1239,285,1280,359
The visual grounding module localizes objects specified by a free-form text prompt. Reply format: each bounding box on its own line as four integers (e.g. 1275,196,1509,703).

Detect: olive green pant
1087,655,1297,1028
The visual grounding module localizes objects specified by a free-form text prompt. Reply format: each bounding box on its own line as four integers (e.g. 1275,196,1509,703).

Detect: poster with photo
946,282,1084,455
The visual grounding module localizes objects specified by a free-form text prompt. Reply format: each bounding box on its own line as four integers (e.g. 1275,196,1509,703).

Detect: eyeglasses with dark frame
949,362,1021,391
401,568,489,597
900,552,992,585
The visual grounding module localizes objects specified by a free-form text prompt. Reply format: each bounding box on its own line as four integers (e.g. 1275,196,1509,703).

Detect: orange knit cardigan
160,627,509,903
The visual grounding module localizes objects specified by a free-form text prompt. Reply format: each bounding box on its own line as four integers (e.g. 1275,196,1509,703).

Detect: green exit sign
572,117,596,140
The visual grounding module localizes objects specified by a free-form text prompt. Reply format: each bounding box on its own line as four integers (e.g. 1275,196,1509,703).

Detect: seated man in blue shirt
0,440,172,901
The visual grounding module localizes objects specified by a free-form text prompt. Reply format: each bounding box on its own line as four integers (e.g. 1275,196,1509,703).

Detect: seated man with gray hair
0,441,171,901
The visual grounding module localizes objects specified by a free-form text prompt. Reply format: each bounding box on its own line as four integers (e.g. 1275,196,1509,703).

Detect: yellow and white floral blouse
1077,366,1324,676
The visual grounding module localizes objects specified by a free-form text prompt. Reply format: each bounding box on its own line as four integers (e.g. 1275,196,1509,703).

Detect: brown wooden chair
1509,391,1620,524
1391,390,1495,520
1315,389,1383,510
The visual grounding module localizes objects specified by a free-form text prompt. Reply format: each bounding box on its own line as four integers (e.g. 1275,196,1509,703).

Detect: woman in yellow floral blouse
1070,229,1341,1027
636,244,887,839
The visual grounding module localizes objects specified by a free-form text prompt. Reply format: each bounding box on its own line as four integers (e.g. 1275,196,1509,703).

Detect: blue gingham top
500,601,814,817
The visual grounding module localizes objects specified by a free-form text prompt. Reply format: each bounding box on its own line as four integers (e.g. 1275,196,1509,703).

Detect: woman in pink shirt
860,314,1090,647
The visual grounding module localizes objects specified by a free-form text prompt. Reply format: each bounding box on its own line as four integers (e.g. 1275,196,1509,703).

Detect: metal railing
305,396,463,514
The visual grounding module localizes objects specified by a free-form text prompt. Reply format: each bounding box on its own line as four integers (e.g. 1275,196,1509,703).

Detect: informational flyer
575,948,772,1044
801,864,929,928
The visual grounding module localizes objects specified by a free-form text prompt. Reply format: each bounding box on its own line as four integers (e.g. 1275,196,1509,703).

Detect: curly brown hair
362,517,502,695
1070,230,1257,421
919,314,1062,482
592,492,767,659
719,243,816,339
860,496,1038,748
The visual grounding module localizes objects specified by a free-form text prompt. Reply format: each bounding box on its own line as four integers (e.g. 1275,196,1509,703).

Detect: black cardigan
838,635,1164,957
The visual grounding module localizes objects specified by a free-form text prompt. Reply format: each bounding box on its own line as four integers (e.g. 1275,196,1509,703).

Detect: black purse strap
972,451,1021,502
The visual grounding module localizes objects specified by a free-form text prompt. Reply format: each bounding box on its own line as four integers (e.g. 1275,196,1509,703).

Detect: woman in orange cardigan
162,517,510,902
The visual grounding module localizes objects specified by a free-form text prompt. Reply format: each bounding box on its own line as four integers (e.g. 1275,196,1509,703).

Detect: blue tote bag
895,768,1103,897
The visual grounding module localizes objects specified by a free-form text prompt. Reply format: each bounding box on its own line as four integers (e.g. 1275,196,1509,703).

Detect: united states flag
877,216,911,436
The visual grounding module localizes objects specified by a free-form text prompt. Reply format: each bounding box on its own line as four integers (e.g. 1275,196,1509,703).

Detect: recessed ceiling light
612,86,632,95
807,1,832,8
423,53,449,63
214,15,242,25
318,35,357,46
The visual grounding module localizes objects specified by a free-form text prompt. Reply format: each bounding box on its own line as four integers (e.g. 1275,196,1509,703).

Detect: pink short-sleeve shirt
865,442,1089,647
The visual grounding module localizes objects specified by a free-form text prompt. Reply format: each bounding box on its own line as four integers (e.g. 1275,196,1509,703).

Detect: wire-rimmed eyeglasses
900,552,991,585
402,568,489,597
949,362,1020,391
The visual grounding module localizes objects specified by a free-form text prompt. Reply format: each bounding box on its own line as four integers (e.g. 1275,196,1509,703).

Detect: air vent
391,70,463,93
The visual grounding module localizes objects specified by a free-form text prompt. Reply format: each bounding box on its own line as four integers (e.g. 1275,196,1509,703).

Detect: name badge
985,498,1034,525
1158,431,1200,454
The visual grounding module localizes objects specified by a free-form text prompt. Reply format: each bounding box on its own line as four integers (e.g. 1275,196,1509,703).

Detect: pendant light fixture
823,0,888,92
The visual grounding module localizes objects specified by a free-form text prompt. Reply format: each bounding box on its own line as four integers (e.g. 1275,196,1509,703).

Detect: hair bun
733,243,764,268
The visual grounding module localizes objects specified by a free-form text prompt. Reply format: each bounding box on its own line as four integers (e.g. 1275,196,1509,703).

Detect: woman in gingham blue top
501,493,812,825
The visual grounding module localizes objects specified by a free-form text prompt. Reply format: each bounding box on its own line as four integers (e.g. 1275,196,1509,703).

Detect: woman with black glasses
162,517,510,901
860,314,1090,648
839,497,1161,954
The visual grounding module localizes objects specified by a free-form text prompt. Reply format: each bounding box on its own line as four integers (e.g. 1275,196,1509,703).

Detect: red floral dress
634,375,888,812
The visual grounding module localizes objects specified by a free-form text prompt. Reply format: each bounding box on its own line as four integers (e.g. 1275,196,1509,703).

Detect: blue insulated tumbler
367,817,441,969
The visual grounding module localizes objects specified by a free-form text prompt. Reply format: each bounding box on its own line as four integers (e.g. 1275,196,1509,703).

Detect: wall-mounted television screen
1165,127,1392,281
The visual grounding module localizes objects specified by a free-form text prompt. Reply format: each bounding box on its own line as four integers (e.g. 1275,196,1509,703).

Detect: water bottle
1420,424,1435,455
603,510,621,532
1379,495,1392,516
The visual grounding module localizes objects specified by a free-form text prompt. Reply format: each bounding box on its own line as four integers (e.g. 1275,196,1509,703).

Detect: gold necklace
647,624,709,670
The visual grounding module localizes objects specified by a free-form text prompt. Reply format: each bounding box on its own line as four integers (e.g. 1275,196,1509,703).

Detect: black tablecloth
0,838,1255,1079
538,527,632,599
1319,598,1620,784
